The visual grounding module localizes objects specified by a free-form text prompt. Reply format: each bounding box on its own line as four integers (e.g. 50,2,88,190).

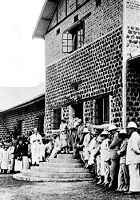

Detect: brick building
33,0,140,133
0,94,45,139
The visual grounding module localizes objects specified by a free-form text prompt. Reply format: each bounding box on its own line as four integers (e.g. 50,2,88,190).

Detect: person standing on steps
30,127,42,166
125,121,140,194
68,112,81,152
60,119,68,154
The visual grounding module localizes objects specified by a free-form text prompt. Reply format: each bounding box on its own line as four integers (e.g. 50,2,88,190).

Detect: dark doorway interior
72,102,83,120
38,115,44,134
17,120,23,135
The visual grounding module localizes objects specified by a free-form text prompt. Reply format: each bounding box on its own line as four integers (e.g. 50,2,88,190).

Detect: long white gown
30,133,42,165
100,138,109,176
82,133,91,161
1,149,9,170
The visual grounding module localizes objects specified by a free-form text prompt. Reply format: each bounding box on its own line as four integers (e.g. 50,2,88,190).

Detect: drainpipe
122,0,127,129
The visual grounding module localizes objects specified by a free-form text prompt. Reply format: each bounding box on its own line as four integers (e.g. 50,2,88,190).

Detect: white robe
100,138,109,176
1,149,9,170
87,137,97,165
126,131,140,192
7,146,15,170
60,132,67,148
30,133,42,165
49,137,61,159
82,133,91,161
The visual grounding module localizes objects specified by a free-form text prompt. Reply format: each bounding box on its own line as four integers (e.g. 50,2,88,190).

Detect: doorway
71,102,83,120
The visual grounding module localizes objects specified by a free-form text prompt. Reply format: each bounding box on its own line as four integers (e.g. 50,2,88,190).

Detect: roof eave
33,0,59,39
32,0,49,39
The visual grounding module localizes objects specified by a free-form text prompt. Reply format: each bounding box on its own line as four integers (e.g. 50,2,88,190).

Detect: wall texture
127,59,140,125
45,26,123,132
0,97,45,138
45,0,123,65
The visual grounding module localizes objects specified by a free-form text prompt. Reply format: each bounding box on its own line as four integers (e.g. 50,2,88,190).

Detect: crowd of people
71,121,140,195
49,116,140,195
0,127,57,173
0,114,140,195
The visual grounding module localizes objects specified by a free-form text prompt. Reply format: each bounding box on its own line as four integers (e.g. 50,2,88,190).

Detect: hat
118,129,127,135
83,127,90,133
118,129,128,138
91,131,97,135
108,124,118,131
100,130,109,136
127,122,137,129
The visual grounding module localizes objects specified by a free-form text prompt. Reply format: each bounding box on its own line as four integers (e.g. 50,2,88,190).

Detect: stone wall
0,98,45,138
125,0,140,58
45,26,123,132
0,114,8,138
126,59,140,126
45,0,123,65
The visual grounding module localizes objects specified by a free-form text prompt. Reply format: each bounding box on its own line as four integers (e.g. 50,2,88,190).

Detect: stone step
48,158,82,164
30,167,90,173
22,170,93,179
39,162,84,168
13,173,93,182
57,154,74,159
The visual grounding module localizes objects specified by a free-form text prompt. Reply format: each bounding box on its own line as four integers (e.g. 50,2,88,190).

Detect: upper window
95,0,101,7
62,21,84,53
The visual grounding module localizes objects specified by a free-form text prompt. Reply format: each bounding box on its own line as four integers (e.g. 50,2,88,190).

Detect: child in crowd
1,144,9,174
44,139,52,160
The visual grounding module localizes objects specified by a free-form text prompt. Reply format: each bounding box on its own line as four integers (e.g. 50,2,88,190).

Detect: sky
0,0,45,87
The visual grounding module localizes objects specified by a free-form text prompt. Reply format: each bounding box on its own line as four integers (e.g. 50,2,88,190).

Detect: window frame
95,95,110,125
62,20,85,53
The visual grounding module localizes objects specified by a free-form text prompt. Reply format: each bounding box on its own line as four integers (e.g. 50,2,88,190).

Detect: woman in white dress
99,131,110,185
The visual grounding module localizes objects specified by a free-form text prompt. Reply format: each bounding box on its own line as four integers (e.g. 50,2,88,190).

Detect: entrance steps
13,154,93,182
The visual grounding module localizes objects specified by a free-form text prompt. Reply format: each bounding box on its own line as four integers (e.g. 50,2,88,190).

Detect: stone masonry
0,95,45,138
45,0,123,66
45,26,123,132
43,0,124,133
31,0,140,133
127,59,140,125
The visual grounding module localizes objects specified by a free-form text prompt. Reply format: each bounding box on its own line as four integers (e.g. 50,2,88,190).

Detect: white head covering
100,130,109,136
127,121,137,129
83,127,90,133
108,124,117,131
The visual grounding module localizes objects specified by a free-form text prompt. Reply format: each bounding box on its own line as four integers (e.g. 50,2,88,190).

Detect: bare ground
0,175,140,200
